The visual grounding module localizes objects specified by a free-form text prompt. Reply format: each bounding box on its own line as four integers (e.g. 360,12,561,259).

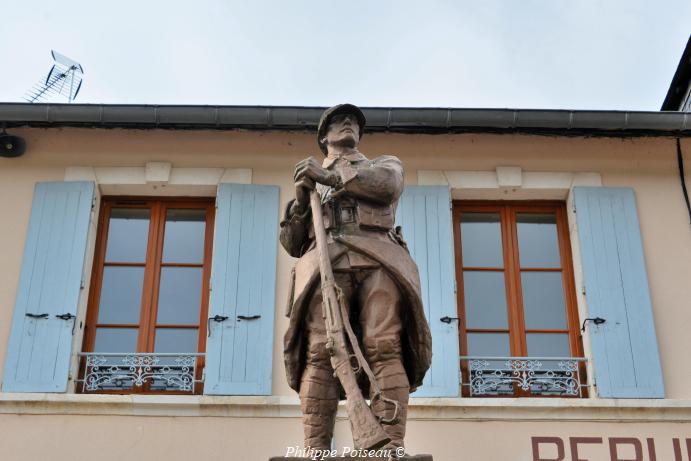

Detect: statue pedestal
269,456,432,461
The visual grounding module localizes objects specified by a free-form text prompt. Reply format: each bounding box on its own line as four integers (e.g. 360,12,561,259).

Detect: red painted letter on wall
532,437,565,461
570,437,604,461
609,438,643,461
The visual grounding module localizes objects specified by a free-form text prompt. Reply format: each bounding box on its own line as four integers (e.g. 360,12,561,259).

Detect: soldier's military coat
280,152,432,394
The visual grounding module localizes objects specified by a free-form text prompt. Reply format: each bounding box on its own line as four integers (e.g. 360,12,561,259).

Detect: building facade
0,104,690,461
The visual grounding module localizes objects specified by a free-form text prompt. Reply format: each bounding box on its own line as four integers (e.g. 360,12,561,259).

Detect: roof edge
0,103,689,135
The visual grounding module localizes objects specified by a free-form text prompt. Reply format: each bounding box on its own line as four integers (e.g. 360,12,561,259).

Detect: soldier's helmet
317,103,366,155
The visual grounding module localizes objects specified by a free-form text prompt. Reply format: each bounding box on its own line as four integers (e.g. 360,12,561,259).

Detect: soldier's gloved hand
294,156,340,187
294,177,315,211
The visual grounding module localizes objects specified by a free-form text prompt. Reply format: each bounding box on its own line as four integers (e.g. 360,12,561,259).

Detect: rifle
309,189,399,450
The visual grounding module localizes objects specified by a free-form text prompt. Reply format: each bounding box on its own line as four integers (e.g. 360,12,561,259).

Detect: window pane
516,213,560,268
153,329,199,389
467,332,511,369
460,212,503,267
154,328,199,353
156,267,203,324
467,332,510,356
97,267,144,324
463,271,508,329
105,208,150,262
94,328,139,353
162,208,206,263
91,328,139,391
154,329,199,365
526,333,570,357
521,271,567,329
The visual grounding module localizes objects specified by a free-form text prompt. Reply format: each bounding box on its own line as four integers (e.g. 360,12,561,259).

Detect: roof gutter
0,103,689,136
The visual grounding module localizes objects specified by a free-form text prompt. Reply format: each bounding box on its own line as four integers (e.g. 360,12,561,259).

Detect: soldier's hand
294,157,339,187
294,177,315,210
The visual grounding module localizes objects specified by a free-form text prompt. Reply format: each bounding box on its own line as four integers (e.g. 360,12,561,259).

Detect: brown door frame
453,200,584,397
80,196,215,394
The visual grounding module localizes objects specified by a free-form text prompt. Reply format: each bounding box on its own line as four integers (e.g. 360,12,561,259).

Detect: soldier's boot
372,386,409,453
299,360,340,450
365,336,410,452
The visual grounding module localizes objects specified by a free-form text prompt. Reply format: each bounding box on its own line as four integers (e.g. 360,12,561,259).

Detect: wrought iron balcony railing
78,353,204,393
460,356,587,397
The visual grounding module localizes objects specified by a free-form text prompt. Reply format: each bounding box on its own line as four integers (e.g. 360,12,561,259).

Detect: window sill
1,393,690,422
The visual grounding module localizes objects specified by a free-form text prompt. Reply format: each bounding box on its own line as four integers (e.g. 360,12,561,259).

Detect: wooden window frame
452,200,586,397
80,196,215,394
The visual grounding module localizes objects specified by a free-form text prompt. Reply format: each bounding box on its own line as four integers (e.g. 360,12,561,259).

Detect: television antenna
25,51,84,103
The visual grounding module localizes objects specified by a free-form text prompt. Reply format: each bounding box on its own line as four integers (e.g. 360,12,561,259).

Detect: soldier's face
324,114,360,149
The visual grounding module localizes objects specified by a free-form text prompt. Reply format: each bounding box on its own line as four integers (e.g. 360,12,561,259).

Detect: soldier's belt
320,200,395,232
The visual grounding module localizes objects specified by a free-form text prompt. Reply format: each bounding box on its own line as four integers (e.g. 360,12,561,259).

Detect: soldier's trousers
299,263,410,450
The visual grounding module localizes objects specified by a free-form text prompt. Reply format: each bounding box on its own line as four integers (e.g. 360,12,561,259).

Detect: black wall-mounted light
0,127,26,158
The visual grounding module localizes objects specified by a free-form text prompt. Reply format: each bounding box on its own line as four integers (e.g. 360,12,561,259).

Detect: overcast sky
1,1,689,110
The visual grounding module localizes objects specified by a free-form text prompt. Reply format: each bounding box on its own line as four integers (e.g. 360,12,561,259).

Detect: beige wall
0,412,689,461
1,128,689,397
0,128,690,461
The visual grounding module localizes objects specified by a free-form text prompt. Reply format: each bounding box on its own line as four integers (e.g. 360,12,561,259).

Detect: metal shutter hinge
581,317,606,332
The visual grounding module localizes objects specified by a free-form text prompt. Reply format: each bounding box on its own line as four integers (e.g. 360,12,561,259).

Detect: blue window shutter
396,186,459,397
204,183,279,395
574,187,664,398
2,181,95,392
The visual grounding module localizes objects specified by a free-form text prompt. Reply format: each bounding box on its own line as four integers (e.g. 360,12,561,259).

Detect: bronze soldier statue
280,104,432,455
